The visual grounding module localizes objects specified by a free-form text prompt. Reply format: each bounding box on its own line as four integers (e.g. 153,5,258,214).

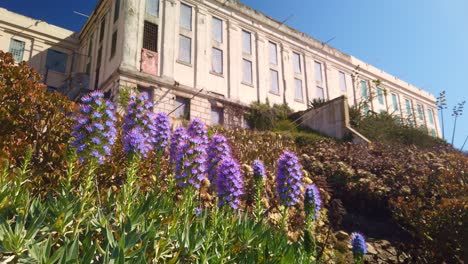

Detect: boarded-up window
212,17,223,43
212,48,223,74
180,3,192,31
143,21,158,52
178,35,191,64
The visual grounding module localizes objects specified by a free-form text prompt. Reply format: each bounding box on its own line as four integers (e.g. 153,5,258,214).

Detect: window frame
174,96,191,120
242,30,252,55
211,47,223,75
269,69,279,94
391,93,399,111
339,71,347,92
292,52,301,74
294,78,304,102
114,0,120,22
242,59,253,85
269,41,278,65
178,34,192,64
180,3,192,31
45,49,68,74
212,16,223,43
8,39,25,62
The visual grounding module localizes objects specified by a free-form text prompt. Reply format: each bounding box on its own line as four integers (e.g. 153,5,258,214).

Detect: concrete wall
300,96,370,144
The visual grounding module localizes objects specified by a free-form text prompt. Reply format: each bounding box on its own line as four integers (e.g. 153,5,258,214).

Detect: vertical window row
178,3,193,64
269,41,280,94
211,17,223,75
292,52,303,102
241,30,253,85
314,61,325,100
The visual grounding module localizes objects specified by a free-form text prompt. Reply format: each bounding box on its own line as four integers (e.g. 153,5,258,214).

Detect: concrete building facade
0,0,440,137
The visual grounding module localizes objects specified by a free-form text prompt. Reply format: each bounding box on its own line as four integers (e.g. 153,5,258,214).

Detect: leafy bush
0,51,74,184
351,110,444,148
245,101,293,131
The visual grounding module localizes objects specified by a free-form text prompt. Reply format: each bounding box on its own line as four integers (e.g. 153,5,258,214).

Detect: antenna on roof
277,14,294,28
73,11,90,18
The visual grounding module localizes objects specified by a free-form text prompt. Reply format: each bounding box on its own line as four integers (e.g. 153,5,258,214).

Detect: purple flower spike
174,135,207,189
170,127,187,163
305,184,322,220
276,150,303,207
207,134,231,184
187,118,208,147
122,92,156,158
350,232,367,255
153,112,171,153
72,91,116,164
253,159,266,180
216,157,244,210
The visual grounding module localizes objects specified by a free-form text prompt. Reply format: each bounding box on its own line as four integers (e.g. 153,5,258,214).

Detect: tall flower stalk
252,159,265,216
187,118,209,147
174,133,207,190
207,134,231,185
276,150,303,230
304,184,322,224
216,157,244,210
153,112,171,155
350,232,367,264
170,127,187,164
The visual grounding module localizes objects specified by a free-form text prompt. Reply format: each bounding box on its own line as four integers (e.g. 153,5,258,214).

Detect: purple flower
122,93,156,158
216,157,244,210
174,135,207,189
276,151,303,207
170,127,187,163
252,159,266,180
152,112,171,153
305,184,322,220
72,91,116,165
350,232,367,255
207,134,231,184
187,118,208,147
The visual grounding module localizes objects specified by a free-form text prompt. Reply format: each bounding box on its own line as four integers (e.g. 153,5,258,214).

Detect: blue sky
2,0,467,149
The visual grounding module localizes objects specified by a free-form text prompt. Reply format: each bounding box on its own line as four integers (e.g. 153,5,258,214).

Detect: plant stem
451,116,458,145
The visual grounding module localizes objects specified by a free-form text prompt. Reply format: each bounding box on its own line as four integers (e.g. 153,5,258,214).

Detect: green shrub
245,101,293,131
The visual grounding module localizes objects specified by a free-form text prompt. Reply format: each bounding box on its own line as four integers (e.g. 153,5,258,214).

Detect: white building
0,0,440,136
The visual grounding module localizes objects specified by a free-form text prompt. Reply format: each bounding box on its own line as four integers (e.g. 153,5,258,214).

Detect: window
270,69,279,94
417,104,424,120
361,80,368,99
314,61,323,82
46,49,68,73
180,3,192,31
143,21,158,52
114,0,120,22
178,35,191,64
295,79,303,101
212,17,223,43
97,47,103,67
86,62,91,75
363,103,370,115
377,87,384,105
211,106,224,125
9,39,25,62
339,71,347,92
212,48,223,74
99,18,106,43
391,93,399,111
293,52,301,74
431,129,436,137
405,99,412,117
316,86,324,100
269,42,277,65
242,30,251,54
174,97,190,120
146,0,159,17
110,31,118,59
138,86,154,105
242,59,252,85
427,109,434,125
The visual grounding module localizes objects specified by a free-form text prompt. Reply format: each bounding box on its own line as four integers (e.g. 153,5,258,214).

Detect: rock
336,230,349,240
301,153,311,162
241,164,253,173
366,242,378,255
